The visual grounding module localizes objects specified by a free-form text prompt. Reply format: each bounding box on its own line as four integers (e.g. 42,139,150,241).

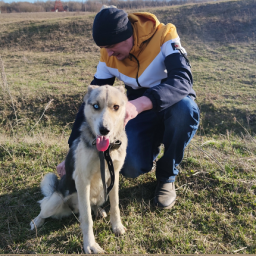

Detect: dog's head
83,85,127,149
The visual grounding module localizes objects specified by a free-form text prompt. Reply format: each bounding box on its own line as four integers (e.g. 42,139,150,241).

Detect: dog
30,85,128,253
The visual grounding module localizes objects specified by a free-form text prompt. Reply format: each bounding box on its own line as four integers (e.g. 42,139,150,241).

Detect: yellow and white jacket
92,12,196,112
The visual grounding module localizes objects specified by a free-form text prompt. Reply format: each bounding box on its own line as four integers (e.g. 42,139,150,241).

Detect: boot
154,181,176,209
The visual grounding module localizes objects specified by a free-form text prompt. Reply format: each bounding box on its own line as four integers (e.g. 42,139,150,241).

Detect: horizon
2,0,85,3
0,0,182,4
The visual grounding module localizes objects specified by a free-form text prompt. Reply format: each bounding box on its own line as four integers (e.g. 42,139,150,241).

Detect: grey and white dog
30,85,128,253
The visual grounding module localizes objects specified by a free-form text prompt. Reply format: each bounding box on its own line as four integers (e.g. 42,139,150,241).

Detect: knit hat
93,7,133,47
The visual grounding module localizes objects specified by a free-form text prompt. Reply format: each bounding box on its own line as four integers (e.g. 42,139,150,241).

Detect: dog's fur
30,85,128,253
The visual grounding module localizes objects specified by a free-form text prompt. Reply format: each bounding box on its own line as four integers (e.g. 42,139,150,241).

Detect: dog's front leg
75,174,104,254
109,170,126,236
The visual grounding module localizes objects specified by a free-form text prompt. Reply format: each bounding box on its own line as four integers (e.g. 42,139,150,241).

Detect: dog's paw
84,242,105,254
97,207,107,218
112,223,126,236
30,216,45,230
92,206,107,219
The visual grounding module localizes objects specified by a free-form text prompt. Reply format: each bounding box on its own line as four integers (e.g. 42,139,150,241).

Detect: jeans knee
166,96,200,126
121,162,141,178
121,157,145,179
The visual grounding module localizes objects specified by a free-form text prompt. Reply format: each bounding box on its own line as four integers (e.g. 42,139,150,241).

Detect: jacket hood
128,12,160,53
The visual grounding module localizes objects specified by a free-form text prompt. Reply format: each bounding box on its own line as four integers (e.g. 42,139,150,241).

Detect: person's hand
124,101,139,126
124,96,153,126
57,160,66,178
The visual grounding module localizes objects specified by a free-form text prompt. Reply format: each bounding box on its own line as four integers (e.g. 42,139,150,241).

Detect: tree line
0,0,217,13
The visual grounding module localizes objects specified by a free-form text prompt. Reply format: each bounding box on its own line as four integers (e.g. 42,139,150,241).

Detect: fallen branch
233,247,247,253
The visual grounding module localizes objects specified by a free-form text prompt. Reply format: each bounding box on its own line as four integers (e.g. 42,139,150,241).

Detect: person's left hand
57,160,66,178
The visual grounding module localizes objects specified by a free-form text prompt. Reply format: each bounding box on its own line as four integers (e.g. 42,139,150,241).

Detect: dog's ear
83,85,99,103
115,86,126,94
87,85,99,94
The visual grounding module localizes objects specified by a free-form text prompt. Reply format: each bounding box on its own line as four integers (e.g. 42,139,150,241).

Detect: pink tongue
96,136,110,152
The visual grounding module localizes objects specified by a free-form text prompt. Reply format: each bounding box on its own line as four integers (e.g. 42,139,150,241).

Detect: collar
91,139,122,150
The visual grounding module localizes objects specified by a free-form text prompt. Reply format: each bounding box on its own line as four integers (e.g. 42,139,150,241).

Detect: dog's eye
93,104,99,110
113,105,119,111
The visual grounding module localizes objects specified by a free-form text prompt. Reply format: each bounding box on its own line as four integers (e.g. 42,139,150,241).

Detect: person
57,6,200,209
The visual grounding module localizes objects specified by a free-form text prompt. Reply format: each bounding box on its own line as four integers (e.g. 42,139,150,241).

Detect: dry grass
0,0,256,254
0,11,92,24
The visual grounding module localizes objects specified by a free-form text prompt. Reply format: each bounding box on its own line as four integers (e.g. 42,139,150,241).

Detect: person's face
100,36,133,61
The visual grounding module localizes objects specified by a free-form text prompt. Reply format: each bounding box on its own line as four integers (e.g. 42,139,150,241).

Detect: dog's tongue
96,136,110,152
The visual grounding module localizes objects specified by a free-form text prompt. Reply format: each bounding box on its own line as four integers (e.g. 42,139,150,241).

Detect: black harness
92,140,122,202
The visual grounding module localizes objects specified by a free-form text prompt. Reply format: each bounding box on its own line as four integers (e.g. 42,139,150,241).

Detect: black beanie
93,8,133,47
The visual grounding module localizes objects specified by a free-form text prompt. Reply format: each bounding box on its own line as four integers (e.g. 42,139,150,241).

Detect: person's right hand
57,160,66,178
124,96,153,126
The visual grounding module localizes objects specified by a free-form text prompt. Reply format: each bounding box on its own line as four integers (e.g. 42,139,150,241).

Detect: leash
92,140,122,202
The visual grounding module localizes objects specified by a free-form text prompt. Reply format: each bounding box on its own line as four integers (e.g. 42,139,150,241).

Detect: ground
0,0,256,253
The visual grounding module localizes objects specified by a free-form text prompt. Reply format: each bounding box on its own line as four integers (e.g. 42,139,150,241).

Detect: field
0,0,256,254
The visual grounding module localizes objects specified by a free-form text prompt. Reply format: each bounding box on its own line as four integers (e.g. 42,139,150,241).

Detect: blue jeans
121,96,200,183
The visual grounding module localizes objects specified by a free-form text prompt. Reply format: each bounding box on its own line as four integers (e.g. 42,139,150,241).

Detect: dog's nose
99,126,110,136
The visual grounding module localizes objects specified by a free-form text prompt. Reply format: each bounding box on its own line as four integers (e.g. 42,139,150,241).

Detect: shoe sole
155,199,176,210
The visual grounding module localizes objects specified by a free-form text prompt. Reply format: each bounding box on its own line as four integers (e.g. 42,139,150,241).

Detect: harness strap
98,140,122,202
99,151,107,201
104,147,115,195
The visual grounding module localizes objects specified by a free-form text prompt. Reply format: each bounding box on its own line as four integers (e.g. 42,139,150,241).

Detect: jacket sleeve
68,63,115,148
143,38,195,112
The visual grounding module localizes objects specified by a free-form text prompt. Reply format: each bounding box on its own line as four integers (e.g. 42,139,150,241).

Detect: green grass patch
1,0,256,254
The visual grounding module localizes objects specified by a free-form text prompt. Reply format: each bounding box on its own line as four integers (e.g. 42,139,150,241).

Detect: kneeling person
58,6,200,209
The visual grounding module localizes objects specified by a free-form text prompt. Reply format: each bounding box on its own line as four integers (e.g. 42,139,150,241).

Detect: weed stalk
0,56,18,126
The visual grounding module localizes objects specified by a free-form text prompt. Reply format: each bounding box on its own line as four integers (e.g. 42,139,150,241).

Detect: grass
0,0,256,254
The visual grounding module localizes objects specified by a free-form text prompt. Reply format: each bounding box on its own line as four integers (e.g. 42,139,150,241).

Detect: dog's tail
40,173,59,197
